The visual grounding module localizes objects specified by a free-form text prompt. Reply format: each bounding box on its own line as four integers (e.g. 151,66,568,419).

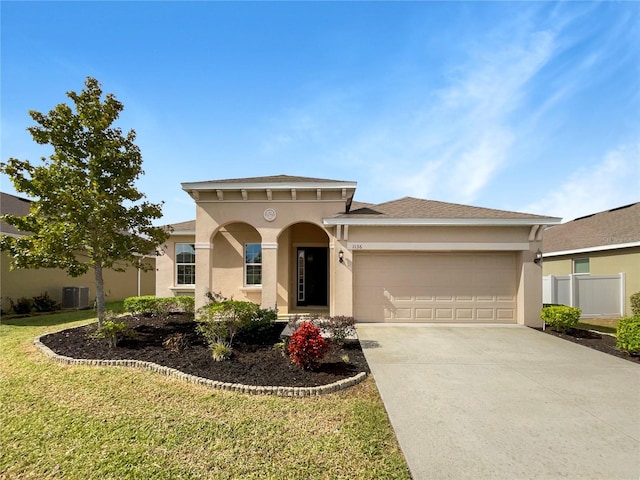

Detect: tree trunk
94,261,107,327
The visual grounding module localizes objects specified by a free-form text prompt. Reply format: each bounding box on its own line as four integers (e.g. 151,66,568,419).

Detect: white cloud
362,21,557,203
522,143,640,222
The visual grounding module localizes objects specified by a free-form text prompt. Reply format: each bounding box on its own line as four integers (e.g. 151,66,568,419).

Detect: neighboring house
542,202,640,317
0,192,155,312
156,175,560,326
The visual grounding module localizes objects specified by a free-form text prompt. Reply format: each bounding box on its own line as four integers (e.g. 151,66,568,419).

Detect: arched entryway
278,222,330,314
210,221,262,305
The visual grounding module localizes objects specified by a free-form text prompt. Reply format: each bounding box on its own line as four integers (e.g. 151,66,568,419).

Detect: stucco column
194,243,211,310
517,247,543,327
261,242,278,311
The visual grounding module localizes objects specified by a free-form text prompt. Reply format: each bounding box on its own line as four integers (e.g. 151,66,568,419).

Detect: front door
296,247,328,306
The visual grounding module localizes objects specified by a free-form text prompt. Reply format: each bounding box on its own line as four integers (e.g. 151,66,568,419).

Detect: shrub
91,319,137,348
173,296,195,315
616,317,640,355
288,321,329,370
324,315,356,345
540,305,582,333
211,341,233,362
273,338,288,358
631,292,640,317
124,296,194,319
163,332,189,352
10,297,32,315
32,292,59,313
196,300,276,347
124,296,158,316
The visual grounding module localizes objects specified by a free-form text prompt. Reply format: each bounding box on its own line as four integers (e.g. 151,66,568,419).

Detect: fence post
620,272,626,316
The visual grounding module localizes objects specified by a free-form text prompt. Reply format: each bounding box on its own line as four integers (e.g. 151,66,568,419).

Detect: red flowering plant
288,321,330,370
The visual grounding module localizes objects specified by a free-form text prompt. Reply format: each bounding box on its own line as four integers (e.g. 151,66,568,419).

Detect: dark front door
296,247,328,306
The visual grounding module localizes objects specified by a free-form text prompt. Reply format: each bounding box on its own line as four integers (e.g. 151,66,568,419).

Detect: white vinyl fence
543,273,625,317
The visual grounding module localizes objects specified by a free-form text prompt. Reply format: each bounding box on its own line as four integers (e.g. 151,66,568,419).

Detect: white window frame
176,243,196,285
244,243,262,286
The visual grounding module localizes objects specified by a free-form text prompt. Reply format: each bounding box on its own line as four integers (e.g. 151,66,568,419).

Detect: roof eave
543,241,640,257
323,217,562,227
182,181,358,192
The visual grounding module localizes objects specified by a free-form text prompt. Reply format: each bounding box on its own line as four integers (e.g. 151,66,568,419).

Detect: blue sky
2,1,639,226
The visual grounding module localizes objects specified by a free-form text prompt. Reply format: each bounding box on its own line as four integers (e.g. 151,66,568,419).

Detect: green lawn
0,306,410,479
576,317,620,335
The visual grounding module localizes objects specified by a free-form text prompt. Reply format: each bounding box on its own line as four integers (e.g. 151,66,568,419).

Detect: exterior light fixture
534,249,543,265
339,249,344,263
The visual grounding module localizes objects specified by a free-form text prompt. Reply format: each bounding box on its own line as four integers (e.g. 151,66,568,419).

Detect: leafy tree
1,77,169,326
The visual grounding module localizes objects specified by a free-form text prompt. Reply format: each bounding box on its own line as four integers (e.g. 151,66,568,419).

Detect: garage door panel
354,252,517,323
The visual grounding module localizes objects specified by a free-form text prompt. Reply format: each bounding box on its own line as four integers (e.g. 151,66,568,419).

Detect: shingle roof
543,202,640,253
0,192,32,236
190,174,353,184
165,220,196,233
332,197,555,220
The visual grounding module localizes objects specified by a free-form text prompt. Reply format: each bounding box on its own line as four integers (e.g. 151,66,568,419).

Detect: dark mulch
39,315,370,388
535,326,640,364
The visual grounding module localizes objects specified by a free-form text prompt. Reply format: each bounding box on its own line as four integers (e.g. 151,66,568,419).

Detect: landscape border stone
33,325,367,396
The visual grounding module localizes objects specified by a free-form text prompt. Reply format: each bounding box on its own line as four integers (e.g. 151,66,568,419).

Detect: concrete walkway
356,324,640,480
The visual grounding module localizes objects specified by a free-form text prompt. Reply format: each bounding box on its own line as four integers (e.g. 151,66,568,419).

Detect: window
573,258,589,274
176,244,195,285
245,243,262,286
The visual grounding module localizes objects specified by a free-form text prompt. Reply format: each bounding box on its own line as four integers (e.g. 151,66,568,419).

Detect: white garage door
354,252,517,323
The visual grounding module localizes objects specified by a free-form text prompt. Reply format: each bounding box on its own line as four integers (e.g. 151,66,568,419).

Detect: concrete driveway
356,324,640,480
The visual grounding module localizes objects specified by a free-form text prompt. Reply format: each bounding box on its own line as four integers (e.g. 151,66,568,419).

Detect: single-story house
542,202,640,317
0,192,156,312
156,175,560,326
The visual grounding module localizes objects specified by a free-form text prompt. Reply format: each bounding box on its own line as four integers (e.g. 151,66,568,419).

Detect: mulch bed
39,315,370,387
536,326,640,364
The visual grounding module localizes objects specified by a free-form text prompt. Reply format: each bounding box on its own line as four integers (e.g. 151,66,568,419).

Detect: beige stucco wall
1,251,155,312
543,247,640,316
193,200,344,310
155,234,196,298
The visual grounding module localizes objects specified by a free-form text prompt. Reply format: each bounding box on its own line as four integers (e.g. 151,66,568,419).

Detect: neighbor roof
325,197,560,226
543,202,640,255
165,220,196,234
0,192,32,237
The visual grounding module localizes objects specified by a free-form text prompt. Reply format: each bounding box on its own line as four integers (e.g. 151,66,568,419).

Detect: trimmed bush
173,296,195,315
124,296,194,318
288,321,329,370
631,292,640,317
124,296,158,316
616,316,640,355
540,305,582,333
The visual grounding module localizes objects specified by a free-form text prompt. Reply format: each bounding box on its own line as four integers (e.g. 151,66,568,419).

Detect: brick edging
33,327,367,396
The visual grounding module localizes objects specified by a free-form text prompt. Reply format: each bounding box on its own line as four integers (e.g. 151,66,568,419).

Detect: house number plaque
263,208,277,222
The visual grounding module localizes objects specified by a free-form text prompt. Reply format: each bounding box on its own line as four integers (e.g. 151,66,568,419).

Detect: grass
576,317,620,335
0,304,410,480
